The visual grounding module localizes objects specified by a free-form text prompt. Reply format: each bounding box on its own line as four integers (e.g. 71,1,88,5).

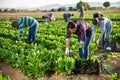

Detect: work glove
65,48,69,55
80,41,84,45
106,47,111,51
96,39,99,45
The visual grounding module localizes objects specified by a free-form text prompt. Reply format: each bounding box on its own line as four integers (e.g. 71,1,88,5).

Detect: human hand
65,48,69,55
99,34,102,39
80,41,84,45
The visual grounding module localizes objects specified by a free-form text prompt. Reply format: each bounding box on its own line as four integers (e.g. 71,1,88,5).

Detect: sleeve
17,18,24,39
92,25,96,33
18,24,24,39
66,31,71,41
99,20,105,36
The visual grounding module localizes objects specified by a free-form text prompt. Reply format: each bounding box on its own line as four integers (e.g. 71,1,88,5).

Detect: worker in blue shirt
12,16,39,44
92,12,112,50
63,13,74,22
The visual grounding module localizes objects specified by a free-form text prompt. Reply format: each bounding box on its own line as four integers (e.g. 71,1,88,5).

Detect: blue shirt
93,17,112,35
64,13,73,18
18,16,38,39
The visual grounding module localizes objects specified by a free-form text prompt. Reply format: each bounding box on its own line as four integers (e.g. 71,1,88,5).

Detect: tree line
0,1,117,12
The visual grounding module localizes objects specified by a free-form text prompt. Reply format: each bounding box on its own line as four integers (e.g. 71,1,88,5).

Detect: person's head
93,12,100,18
12,21,19,28
99,12,104,19
71,14,74,16
93,12,104,19
67,20,78,33
42,16,45,19
92,18,99,25
100,13,104,17
80,1,83,6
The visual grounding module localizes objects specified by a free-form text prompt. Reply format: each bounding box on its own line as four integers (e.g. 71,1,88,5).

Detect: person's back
42,12,55,22
63,13,74,22
43,13,52,19
92,12,112,51
12,16,39,44
18,16,37,28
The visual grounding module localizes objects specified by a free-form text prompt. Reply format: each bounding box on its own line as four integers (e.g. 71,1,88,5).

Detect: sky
0,0,119,8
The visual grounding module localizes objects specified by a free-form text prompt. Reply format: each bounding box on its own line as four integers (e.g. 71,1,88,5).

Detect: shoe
25,40,32,44
106,47,111,51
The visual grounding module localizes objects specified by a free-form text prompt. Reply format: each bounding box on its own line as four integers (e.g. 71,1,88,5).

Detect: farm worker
63,12,74,22
65,20,92,59
78,1,84,21
42,12,55,22
92,12,112,50
12,16,39,44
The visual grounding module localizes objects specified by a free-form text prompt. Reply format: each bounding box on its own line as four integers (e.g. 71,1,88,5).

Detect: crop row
0,19,120,79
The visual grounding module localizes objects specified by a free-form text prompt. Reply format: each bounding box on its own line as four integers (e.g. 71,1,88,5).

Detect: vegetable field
0,12,120,80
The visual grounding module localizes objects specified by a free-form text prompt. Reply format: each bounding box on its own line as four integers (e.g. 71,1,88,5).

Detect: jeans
102,23,112,47
78,32,92,59
28,22,38,42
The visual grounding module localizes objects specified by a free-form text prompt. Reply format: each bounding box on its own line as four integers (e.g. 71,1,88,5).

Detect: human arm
99,20,105,40
65,31,71,54
17,18,24,40
18,24,24,40
65,39,70,54
92,25,96,41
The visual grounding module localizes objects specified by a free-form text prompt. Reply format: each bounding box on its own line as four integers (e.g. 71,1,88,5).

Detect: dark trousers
78,32,92,59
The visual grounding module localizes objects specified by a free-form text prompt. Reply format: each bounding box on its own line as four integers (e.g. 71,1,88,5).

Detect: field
0,9,120,80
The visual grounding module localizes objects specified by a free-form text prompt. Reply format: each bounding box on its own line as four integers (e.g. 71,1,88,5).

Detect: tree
11,8,16,12
4,9,8,12
0,9,2,12
76,1,90,10
69,7,73,11
58,7,66,11
50,9,57,12
103,1,110,8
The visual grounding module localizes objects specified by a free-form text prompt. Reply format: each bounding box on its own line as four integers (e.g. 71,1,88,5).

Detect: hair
67,21,76,29
73,20,78,23
12,21,18,28
92,19,98,25
100,13,104,17
42,16,45,19
71,14,74,16
93,12,104,18
93,12,99,18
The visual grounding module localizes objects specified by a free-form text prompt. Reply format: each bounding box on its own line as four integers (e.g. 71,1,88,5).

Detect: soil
0,9,120,19
0,62,34,80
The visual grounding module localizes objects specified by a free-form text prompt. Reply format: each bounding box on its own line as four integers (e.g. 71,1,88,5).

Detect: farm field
0,10,120,80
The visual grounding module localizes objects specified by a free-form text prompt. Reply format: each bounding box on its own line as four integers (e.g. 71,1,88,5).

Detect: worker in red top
65,20,92,59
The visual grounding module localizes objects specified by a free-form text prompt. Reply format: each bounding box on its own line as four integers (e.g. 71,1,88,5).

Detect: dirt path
0,62,34,80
